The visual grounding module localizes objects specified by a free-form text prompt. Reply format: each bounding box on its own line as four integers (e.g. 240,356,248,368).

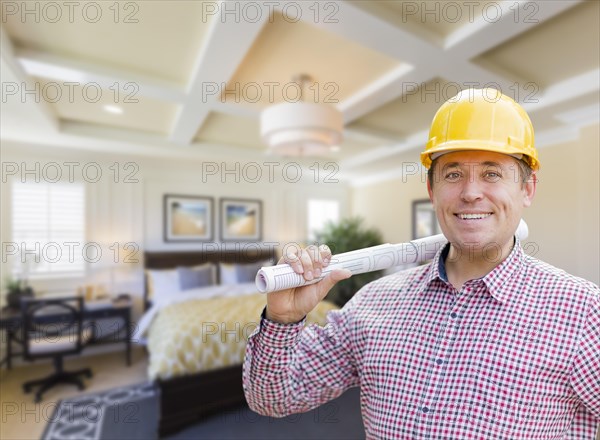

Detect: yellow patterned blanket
146,292,337,380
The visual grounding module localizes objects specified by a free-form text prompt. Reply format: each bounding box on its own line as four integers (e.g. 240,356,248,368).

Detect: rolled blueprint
256,219,529,293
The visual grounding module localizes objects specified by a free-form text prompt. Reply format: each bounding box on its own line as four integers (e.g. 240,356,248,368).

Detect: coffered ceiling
1,0,598,184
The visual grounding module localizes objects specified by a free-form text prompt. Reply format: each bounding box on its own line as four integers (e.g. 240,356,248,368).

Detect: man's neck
444,238,515,291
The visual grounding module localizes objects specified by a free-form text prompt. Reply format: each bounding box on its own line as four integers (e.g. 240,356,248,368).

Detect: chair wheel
85,371,93,379
23,384,32,393
78,383,85,391
34,394,42,403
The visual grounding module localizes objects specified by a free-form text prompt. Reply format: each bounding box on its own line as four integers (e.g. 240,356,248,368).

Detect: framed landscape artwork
220,198,262,242
164,195,214,242
412,199,442,239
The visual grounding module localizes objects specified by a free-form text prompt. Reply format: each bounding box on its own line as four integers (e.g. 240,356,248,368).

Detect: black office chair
21,296,93,402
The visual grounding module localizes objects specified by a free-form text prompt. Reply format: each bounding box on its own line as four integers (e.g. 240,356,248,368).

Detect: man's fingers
306,245,324,277
298,248,316,280
282,245,329,280
319,244,332,267
329,268,352,282
317,269,352,296
281,252,303,274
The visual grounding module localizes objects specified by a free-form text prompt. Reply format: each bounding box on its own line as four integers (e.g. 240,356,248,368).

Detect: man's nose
460,177,484,202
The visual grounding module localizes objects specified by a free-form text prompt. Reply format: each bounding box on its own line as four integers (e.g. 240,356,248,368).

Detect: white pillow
218,263,238,285
146,269,181,303
219,259,273,285
177,264,217,290
191,263,217,285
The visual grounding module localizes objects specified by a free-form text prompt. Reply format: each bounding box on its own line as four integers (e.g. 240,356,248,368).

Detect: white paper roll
256,219,529,293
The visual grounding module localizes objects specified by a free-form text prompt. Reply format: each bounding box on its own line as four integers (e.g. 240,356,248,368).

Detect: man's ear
523,172,537,207
427,177,434,202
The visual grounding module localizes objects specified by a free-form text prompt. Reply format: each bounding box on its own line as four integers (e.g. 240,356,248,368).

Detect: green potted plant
4,276,34,309
314,217,384,307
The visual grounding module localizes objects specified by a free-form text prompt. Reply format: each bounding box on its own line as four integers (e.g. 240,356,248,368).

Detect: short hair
427,155,533,189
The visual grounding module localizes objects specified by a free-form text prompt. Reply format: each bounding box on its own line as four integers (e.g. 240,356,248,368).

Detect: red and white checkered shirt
243,239,600,439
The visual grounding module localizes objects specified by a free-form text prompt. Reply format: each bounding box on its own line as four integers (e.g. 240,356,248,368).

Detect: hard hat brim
420,142,539,171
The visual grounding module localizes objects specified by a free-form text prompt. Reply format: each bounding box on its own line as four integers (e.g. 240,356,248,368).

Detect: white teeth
458,213,492,220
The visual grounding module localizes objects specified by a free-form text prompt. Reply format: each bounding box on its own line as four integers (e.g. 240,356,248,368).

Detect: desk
0,298,132,369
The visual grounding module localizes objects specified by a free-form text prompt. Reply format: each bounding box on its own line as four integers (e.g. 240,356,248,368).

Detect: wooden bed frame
143,248,277,436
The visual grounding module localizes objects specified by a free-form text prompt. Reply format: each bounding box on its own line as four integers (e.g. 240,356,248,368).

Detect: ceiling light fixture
260,74,343,157
103,105,123,115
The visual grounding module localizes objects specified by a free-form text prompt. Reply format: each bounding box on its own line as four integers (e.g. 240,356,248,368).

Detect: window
11,181,86,277
307,199,339,241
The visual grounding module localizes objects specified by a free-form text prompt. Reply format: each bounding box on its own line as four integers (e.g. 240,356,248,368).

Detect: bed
139,249,338,435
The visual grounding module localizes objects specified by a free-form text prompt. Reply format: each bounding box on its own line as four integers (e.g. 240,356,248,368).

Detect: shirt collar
419,235,525,303
420,243,449,292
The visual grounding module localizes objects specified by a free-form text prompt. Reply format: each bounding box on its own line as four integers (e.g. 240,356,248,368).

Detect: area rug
164,387,365,440
41,381,159,440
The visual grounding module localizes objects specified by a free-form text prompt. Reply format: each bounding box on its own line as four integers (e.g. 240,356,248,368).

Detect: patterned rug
41,381,159,440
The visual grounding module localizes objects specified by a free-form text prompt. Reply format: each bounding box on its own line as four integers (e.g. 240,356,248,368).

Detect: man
243,89,599,439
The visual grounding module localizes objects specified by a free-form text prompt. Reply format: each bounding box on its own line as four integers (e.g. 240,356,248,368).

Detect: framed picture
164,194,214,242
412,199,441,239
220,198,262,242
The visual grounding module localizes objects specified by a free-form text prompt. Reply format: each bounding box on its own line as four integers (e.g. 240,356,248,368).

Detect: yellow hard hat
420,88,539,170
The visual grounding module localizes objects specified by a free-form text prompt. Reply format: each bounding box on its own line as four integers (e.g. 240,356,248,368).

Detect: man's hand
265,244,352,324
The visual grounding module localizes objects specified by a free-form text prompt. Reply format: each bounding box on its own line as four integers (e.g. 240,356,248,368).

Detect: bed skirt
157,364,245,436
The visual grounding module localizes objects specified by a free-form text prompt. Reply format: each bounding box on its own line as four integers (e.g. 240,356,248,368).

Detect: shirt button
421,406,430,413
450,312,457,319
436,358,444,365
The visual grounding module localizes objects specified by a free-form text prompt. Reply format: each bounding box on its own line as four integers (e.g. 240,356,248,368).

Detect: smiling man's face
427,150,536,256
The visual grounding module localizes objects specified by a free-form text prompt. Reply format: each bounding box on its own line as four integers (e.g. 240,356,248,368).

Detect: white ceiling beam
534,125,580,148
3,121,349,185
320,0,582,125
341,67,600,172
212,99,402,145
2,0,592,176
15,48,186,102
348,112,599,188
0,25,25,77
0,26,58,131
338,64,421,125
1,119,265,162
554,103,600,128
339,129,429,170
306,1,442,61
441,0,583,101
168,1,269,145
445,1,582,58
317,0,592,171
523,69,600,113
343,126,401,145
439,59,532,101
305,1,441,124
212,101,261,120
207,41,600,162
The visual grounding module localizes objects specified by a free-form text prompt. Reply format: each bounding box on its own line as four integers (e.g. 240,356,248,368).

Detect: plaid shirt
243,238,600,439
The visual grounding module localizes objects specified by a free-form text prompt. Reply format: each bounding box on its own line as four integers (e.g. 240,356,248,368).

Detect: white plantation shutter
307,199,340,241
11,181,86,276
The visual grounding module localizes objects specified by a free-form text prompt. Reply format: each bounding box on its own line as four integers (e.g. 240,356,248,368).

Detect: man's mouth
455,213,493,220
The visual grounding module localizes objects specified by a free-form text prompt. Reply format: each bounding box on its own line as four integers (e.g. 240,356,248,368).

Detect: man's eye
445,172,461,180
485,171,501,180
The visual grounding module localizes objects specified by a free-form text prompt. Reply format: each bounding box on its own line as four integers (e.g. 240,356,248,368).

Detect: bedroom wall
0,143,351,320
351,123,600,286
351,157,430,246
